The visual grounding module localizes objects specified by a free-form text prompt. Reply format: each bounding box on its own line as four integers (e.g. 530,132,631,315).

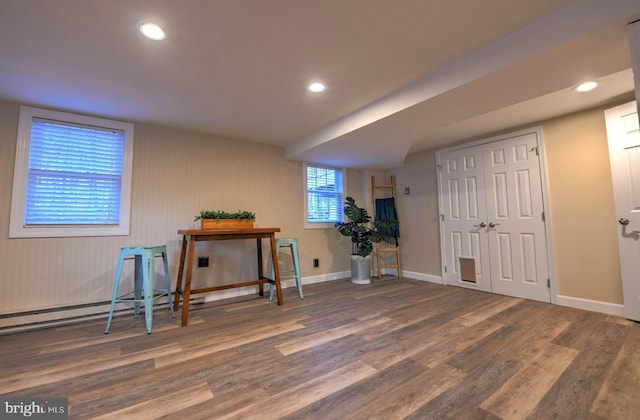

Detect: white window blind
10,106,133,238
305,164,344,227
25,118,125,225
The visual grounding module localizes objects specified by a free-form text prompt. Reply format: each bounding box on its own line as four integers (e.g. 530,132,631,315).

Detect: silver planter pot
350,255,371,284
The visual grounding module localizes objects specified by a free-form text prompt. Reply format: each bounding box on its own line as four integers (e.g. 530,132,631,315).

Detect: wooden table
173,228,282,326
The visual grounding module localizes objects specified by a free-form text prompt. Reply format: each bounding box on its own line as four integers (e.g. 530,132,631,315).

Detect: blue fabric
375,197,399,245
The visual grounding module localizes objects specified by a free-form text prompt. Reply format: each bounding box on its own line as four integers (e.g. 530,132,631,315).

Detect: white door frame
436,126,557,304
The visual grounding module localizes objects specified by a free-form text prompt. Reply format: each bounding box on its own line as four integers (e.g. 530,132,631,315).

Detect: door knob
488,222,500,228
618,218,630,226
475,222,487,228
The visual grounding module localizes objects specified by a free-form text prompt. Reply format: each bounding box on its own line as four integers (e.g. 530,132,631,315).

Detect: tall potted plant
335,196,396,284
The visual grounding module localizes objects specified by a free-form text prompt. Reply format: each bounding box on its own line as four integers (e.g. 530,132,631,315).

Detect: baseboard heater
0,295,205,335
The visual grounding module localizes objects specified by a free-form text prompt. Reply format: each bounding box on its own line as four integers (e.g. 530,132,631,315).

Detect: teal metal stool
269,238,303,301
105,245,174,334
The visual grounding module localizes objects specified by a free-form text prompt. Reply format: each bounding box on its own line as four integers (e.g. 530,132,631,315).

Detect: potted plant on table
334,196,397,284
194,209,256,229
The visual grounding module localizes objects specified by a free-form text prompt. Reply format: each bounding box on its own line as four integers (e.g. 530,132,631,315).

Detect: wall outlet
198,256,209,268
313,258,319,268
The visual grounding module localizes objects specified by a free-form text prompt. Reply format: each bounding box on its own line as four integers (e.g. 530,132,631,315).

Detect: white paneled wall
0,101,352,324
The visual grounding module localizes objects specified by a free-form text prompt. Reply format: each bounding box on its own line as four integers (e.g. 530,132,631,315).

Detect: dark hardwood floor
1,278,639,419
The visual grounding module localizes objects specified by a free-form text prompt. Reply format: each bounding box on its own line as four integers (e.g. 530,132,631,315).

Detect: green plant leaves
194,210,256,221
334,196,389,258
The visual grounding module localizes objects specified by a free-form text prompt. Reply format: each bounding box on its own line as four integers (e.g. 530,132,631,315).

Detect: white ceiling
1,0,639,169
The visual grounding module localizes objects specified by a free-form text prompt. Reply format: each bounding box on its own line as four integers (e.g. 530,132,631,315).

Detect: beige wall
386,151,442,277
393,101,629,305
0,97,630,318
0,100,360,315
543,106,623,304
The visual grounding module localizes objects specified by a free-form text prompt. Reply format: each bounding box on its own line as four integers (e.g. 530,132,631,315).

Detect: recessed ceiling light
139,22,166,41
307,82,326,93
575,81,598,92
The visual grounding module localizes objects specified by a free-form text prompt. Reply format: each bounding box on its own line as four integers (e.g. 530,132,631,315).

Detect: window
304,163,346,229
9,106,134,238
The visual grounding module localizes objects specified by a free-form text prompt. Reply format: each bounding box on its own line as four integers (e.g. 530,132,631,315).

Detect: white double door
438,131,550,302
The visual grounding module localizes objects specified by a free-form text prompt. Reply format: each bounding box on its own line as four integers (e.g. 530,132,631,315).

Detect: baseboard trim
402,270,443,284
556,294,625,317
6,273,622,334
201,271,351,304
302,271,351,285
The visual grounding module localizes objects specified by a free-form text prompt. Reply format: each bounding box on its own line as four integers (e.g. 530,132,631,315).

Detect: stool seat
105,245,174,334
269,238,303,301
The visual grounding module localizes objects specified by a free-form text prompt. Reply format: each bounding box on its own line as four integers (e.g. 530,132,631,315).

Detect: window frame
9,106,134,238
303,162,347,229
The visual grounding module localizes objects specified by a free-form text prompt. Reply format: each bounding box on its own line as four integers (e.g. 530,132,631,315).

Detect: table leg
181,237,196,326
270,234,283,305
173,235,187,313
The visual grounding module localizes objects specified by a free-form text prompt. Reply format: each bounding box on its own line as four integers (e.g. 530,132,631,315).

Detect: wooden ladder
372,175,402,278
